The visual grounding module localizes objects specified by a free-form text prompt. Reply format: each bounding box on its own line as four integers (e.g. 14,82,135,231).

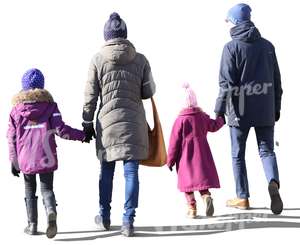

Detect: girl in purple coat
7,69,87,238
167,83,225,218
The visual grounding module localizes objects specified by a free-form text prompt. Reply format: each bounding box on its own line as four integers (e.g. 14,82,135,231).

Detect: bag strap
150,97,160,127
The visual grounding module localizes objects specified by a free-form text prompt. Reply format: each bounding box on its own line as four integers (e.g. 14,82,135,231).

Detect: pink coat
167,107,224,192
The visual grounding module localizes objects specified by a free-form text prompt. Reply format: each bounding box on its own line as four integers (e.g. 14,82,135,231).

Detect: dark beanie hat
104,12,127,41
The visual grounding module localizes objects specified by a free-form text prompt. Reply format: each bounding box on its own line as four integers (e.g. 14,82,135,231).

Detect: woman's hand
82,122,96,142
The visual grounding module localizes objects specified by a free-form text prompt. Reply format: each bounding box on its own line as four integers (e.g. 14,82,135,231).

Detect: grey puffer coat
83,38,156,162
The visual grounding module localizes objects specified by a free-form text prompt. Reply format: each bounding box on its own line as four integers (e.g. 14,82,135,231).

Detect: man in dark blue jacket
215,3,283,214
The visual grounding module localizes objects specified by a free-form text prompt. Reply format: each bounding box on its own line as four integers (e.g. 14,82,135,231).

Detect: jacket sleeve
51,105,85,141
7,110,18,164
273,49,283,112
206,114,225,132
214,45,237,115
141,57,156,99
82,58,100,124
167,117,183,168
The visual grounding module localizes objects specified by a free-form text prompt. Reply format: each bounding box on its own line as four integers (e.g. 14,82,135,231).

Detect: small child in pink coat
167,83,225,218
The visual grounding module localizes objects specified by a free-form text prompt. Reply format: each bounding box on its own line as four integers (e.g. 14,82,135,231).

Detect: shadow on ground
54,210,300,241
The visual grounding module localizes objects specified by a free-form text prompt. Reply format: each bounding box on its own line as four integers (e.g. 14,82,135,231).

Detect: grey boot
121,223,134,237
95,215,111,231
43,195,57,239
24,197,38,235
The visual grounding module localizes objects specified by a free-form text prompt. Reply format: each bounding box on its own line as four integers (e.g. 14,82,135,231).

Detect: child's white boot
202,194,214,217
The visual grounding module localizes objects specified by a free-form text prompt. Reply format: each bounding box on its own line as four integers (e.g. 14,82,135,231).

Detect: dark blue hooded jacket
214,21,283,127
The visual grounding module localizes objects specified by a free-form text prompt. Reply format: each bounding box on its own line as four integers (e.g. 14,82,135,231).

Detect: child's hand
11,164,20,177
82,135,91,143
216,113,226,124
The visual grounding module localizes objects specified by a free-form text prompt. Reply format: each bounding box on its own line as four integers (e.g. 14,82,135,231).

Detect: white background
0,0,299,244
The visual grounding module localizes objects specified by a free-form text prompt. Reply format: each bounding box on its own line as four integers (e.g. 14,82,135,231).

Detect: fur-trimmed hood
12,89,56,121
12,89,54,106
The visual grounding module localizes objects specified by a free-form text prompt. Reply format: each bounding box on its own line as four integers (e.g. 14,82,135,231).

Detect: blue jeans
99,160,139,225
230,126,279,199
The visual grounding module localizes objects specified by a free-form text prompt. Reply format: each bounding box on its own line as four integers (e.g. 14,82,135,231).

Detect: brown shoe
187,205,197,219
202,195,214,217
226,198,250,210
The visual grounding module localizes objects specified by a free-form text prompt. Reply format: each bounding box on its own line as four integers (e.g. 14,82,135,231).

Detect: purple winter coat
167,107,224,192
7,89,85,174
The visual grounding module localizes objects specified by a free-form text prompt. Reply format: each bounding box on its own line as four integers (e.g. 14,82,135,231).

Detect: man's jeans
99,160,139,225
230,126,279,199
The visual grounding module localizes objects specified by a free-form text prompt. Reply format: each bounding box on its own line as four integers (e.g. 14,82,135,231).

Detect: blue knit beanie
226,3,252,25
104,12,127,41
21,68,45,90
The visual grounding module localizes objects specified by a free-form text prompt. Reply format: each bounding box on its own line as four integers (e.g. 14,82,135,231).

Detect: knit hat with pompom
104,12,127,41
182,82,198,108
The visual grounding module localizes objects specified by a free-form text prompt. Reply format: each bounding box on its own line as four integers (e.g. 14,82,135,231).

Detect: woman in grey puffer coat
82,13,156,237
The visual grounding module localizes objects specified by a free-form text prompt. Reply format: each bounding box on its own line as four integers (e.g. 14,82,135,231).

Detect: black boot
268,180,283,215
43,195,57,239
24,197,38,235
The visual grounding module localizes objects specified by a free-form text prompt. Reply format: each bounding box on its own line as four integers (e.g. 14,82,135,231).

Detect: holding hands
82,122,96,143
215,113,226,124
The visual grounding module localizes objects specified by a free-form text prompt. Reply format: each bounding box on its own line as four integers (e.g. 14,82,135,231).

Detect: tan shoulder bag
140,97,167,167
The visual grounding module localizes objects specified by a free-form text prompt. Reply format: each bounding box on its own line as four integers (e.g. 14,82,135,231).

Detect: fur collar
12,89,54,106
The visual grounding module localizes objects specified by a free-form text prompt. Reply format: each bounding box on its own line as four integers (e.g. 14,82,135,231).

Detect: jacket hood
12,89,55,121
179,107,203,116
230,21,261,42
101,38,136,65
